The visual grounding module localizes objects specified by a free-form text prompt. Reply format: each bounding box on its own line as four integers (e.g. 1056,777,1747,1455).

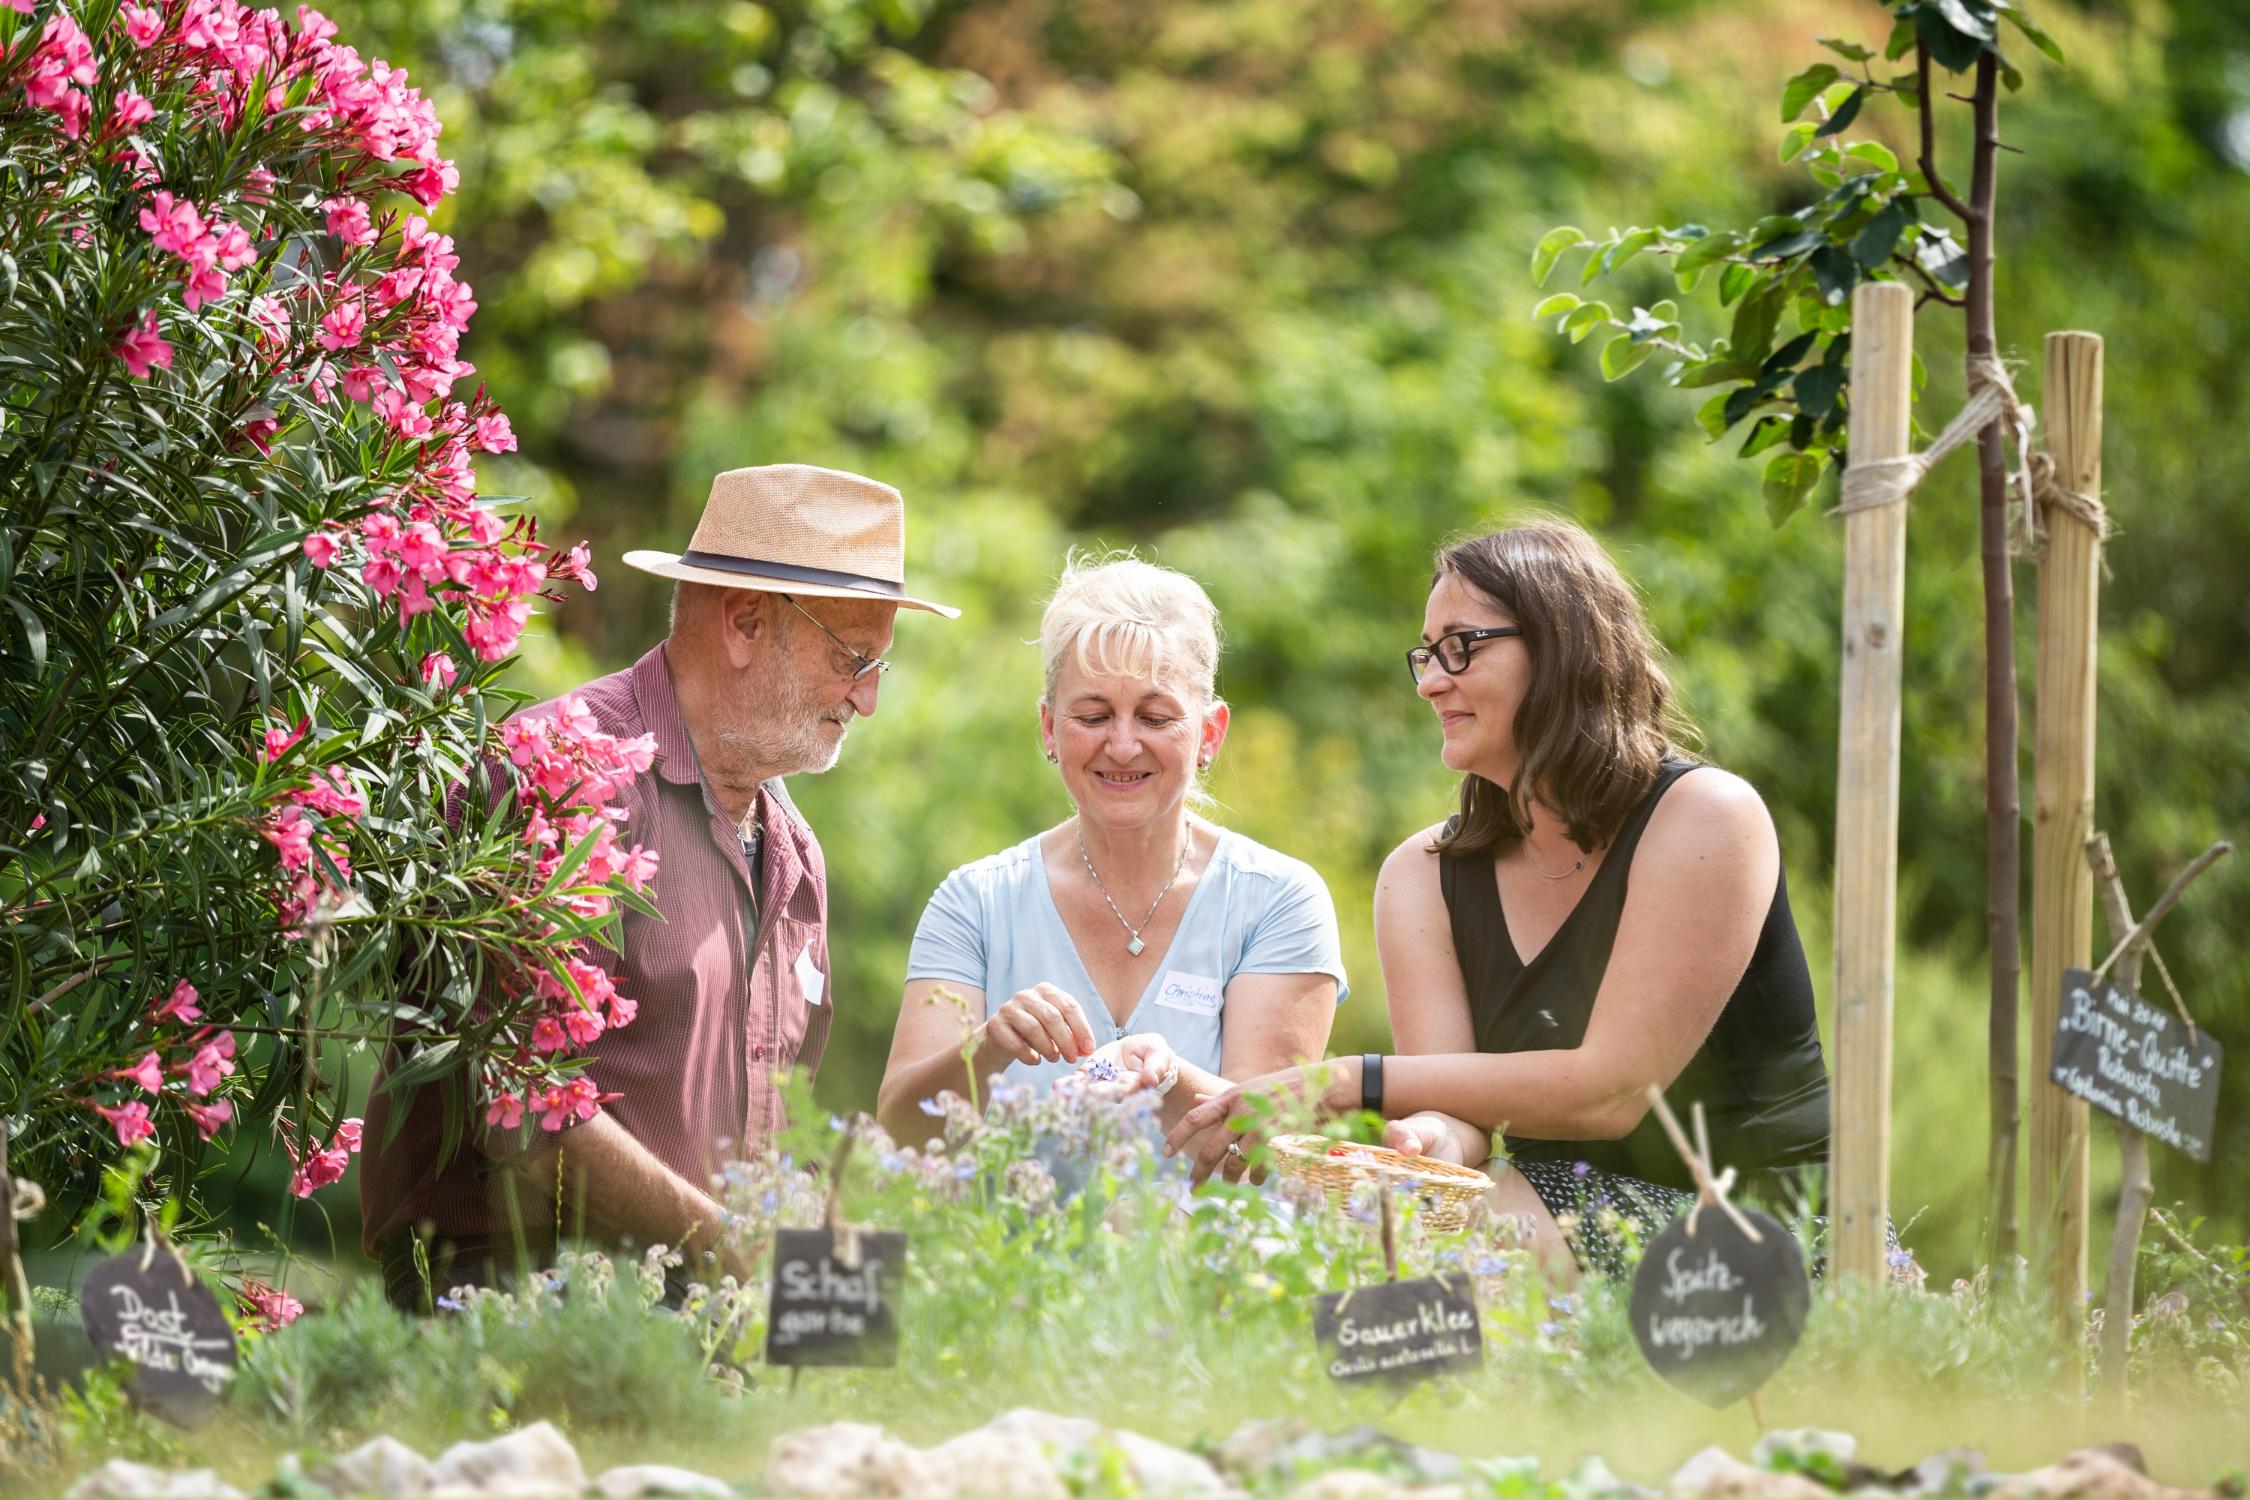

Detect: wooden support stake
0,1121,32,1362
2029,331,2103,1327
1832,280,1914,1283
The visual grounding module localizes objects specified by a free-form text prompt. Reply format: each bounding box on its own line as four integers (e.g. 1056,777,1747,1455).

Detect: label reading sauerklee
764,1227,905,1366
2050,966,2222,1162
1311,1275,1483,1384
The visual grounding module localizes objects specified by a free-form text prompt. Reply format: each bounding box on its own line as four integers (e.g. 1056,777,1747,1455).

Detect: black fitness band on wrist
1360,1052,1384,1115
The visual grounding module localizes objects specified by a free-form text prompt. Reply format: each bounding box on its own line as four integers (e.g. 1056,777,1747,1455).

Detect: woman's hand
1110,1033,1180,1095
1161,1058,1359,1185
980,982,1097,1066
1383,1110,1485,1167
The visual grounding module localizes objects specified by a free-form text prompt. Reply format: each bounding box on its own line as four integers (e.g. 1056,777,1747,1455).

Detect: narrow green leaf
1675,230,1743,275
1718,263,1757,306
1817,36,1875,62
1740,416,1792,459
2001,8,2066,63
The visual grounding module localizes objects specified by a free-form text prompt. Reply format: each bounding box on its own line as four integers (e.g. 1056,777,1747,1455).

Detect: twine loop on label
1641,1085,1760,1243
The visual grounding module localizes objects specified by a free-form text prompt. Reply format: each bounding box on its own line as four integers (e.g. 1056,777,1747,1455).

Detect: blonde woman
877,556,1345,1166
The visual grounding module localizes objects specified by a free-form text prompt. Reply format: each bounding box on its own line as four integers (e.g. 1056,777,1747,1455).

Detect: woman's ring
1225,1142,1246,1161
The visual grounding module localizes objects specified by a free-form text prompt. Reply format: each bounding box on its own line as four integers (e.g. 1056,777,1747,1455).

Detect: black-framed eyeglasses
1405,626,1521,685
781,593,891,683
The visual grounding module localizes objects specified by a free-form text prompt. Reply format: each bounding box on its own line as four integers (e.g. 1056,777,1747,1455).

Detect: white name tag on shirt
1154,970,1222,1017
794,948,826,1006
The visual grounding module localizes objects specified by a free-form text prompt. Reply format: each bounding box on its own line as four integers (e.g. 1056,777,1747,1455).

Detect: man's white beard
718,661,852,779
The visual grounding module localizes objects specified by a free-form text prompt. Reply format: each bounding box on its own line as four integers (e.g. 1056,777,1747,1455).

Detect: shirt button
750,1044,767,1061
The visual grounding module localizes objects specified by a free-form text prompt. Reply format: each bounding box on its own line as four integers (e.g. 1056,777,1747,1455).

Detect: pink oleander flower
616,843,659,892
419,651,458,690
107,90,155,136
138,191,207,257
239,1279,303,1331
115,308,172,378
530,1015,568,1054
262,804,314,872
537,1078,605,1132
260,714,308,763
94,1099,156,1147
183,1032,237,1095
317,298,364,351
301,531,340,568
122,6,164,46
286,1117,362,1196
289,766,365,819
560,1006,604,1047
606,993,638,1029
184,1098,233,1141
117,1052,164,1094
322,195,374,246
485,1091,523,1130
473,412,516,453
152,978,202,1025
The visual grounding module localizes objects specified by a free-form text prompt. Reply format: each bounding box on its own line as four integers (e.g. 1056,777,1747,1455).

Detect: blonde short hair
1039,552,1221,705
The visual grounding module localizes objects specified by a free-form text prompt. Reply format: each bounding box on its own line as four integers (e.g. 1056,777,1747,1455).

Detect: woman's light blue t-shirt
906,829,1349,1094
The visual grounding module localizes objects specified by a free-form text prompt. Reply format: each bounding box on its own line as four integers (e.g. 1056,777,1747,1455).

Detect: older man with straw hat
362,464,955,1308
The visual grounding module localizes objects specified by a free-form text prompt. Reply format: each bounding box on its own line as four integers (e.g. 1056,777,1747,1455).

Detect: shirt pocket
772,917,828,1061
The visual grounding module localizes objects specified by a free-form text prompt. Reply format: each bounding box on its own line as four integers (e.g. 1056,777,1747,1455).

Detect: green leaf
1563,301,1611,343
1813,86,1866,138
1717,263,1757,306
1884,13,1918,60
1531,226,1584,286
2001,8,2066,63
1600,334,1654,381
1917,5,1987,70
1760,330,1821,375
1780,63,1840,122
1674,359,1761,389
1934,0,1997,43
1532,292,1583,320
1810,244,1860,302
1729,280,1785,365
1764,451,1828,525
1740,416,1792,459
1817,36,1875,62
1846,141,1899,175
1751,229,1823,261
1695,390,1734,440
1675,229,1743,274
1795,359,1848,420
1779,122,1818,164
1850,199,1909,269
1590,227,1660,283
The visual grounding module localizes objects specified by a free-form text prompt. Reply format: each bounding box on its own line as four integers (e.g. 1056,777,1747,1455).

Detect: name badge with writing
1311,1275,1483,1385
1154,971,1222,1017
795,947,826,1006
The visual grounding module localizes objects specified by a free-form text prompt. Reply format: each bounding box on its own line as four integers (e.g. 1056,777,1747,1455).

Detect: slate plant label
2050,966,2223,1163
764,1227,906,1366
1311,1275,1483,1385
1629,1207,1808,1408
78,1250,237,1426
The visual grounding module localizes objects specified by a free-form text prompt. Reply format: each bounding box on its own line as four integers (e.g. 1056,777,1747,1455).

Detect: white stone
1284,1476,1409,1500
591,1464,734,1498
65,1461,245,1500
427,1421,586,1500
922,1430,1070,1500
315,1435,434,1497
1988,1449,2204,1500
973,1408,1229,1497
762,1421,948,1499
1667,1448,1832,1500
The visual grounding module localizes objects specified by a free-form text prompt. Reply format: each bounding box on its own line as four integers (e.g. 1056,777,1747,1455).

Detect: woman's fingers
985,1011,1041,1064
1382,1118,1429,1157
1163,1089,1237,1157
1035,983,1097,1060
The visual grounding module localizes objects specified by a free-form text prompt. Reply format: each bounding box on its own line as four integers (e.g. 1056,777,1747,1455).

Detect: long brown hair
1429,520,1695,858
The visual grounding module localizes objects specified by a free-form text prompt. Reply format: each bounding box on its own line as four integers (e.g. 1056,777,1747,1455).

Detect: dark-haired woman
1166,520,1830,1278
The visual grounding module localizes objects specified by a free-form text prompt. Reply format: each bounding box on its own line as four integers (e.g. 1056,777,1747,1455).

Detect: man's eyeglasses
1405,626,1521,685
781,593,891,683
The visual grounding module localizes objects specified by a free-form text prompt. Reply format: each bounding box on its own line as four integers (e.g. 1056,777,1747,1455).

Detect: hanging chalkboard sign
1311,1275,1483,1385
763,1227,905,1367
77,1249,237,1426
2050,967,2223,1163
1629,1207,1807,1408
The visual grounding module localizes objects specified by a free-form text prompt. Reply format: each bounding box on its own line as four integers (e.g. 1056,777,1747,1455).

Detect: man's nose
847,670,883,719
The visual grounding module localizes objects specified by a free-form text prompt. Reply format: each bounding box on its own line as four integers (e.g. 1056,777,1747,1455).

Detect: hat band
678,550,906,599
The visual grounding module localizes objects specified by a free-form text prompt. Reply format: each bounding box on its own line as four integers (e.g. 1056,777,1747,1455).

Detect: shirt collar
635,642,703,787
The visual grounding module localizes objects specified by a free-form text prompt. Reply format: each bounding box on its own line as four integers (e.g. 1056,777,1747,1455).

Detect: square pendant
1127,937,1145,956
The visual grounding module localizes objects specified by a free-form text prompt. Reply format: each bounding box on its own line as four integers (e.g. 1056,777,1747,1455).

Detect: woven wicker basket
1267,1134,1491,1233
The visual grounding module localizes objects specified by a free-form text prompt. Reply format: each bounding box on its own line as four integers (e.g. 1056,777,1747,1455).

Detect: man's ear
717,590,773,670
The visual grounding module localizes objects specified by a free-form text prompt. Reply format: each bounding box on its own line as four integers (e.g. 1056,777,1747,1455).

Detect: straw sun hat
623,463,959,618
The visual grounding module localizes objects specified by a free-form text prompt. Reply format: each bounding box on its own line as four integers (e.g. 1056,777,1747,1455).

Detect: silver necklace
1521,840,1587,881
1075,823,1191,956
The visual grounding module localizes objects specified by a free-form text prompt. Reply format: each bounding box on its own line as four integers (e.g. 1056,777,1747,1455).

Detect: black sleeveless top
1437,760,1830,1192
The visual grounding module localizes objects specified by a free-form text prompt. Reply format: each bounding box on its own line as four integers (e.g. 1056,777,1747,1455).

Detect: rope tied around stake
1641,1085,1760,1243
1832,354,2109,555
8,1175,43,1223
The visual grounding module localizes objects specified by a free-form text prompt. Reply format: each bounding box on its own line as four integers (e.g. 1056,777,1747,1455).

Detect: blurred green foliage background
283,0,2247,1282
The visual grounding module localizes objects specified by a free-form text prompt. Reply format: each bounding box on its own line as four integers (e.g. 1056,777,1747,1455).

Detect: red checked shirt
360,642,833,1256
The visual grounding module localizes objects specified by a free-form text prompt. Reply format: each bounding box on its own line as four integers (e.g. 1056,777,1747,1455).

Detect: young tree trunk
0,1121,32,1359
1964,51,2024,1266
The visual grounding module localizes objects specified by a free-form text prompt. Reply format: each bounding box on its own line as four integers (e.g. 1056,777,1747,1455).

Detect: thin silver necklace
1075,822,1191,956
1520,839,1586,881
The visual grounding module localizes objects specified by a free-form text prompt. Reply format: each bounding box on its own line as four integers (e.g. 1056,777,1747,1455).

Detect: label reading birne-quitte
1311,1276,1483,1385
764,1227,906,1367
2050,967,2222,1163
